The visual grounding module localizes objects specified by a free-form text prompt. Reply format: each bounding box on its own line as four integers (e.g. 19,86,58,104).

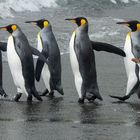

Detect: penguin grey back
75,23,101,100
39,24,62,91
12,27,35,87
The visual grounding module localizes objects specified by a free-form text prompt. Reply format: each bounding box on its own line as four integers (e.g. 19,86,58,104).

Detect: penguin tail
109,95,130,101
56,86,64,95
57,88,64,95
86,92,103,101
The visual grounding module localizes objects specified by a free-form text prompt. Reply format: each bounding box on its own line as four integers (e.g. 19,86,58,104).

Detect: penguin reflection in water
110,21,140,101
25,19,64,97
0,24,48,101
66,17,126,103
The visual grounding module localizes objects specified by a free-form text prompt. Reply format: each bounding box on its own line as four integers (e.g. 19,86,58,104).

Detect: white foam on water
110,0,117,4
0,0,58,18
110,0,140,4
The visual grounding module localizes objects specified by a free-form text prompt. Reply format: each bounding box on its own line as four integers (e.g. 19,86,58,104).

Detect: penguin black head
0,24,17,34
25,19,50,29
65,17,88,27
117,20,140,32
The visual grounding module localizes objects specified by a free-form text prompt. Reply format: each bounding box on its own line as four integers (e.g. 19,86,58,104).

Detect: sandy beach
0,53,140,140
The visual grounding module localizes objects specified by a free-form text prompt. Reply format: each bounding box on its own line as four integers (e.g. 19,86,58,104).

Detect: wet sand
0,53,140,140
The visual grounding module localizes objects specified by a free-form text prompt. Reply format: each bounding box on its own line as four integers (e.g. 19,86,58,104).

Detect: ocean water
0,0,140,57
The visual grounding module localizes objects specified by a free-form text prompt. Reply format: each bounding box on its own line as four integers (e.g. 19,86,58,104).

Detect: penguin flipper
91,41,126,57
0,42,7,52
30,46,48,64
35,50,48,81
109,95,130,101
35,58,44,81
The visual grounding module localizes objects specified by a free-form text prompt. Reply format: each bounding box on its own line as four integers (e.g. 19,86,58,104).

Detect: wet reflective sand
0,54,140,140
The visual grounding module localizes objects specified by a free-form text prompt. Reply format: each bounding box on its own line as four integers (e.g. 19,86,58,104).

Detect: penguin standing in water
66,17,126,103
0,42,7,97
0,24,48,101
110,21,140,101
25,19,64,97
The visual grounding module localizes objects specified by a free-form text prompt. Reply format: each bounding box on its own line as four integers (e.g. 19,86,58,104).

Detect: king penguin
0,24,48,101
0,42,7,97
66,17,126,103
25,19,64,97
110,20,140,101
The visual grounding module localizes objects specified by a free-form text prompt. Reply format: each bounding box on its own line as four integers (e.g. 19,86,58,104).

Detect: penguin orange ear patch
137,23,140,30
44,21,49,28
11,25,17,31
81,19,86,26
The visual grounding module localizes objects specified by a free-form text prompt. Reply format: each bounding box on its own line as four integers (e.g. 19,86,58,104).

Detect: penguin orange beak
25,21,37,26
65,18,76,23
0,26,7,31
116,21,130,26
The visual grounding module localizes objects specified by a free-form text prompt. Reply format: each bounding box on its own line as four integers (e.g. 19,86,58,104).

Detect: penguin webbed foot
87,96,96,103
14,93,22,102
31,90,43,101
40,89,49,96
78,98,85,104
109,95,130,101
48,91,54,98
27,95,33,102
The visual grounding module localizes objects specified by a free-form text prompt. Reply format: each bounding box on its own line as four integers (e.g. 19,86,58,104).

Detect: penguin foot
14,93,22,102
87,96,96,102
27,95,33,102
40,89,49,96
109,95,130,101
48,91,54,98
0,88,8,98
32,92,43,101
78,98,85,104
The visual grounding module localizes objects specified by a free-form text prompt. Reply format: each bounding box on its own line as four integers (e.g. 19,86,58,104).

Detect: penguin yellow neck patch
127,32,131,37
44,21,49,28
137,23,140,31
11,25,17,31
80,19,86,26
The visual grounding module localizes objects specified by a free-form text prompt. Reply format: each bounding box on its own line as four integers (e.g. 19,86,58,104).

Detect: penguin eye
11,25,17,31
137,23,140,31
80,19,86,26
43,21,49,28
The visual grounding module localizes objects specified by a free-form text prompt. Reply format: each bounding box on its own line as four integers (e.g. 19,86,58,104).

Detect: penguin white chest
124,33,136,77
37,33,51,91
7,36,25,90
69,31,82,98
